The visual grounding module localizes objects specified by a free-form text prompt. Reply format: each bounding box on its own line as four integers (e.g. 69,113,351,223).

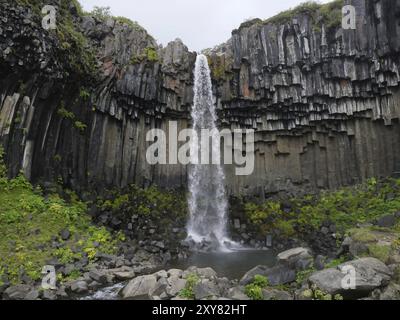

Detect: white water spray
186,54,237,252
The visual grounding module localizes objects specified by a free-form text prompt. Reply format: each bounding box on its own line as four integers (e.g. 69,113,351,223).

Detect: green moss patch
0,148,123,285
243,177,400,241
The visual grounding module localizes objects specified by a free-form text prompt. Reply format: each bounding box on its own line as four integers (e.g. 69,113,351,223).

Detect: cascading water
186,54,236,252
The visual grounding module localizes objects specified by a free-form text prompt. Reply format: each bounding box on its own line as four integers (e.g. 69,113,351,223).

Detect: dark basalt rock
1,0,400,200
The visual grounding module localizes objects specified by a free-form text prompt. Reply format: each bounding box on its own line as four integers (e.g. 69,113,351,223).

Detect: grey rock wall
1,0,400,197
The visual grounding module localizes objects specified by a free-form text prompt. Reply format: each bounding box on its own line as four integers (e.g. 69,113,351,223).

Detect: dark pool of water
168,250,277,280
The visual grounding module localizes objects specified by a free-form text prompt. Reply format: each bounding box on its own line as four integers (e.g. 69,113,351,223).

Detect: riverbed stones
121,274,157,299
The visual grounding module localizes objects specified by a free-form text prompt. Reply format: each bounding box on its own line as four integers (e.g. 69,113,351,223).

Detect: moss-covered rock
345,227,400,264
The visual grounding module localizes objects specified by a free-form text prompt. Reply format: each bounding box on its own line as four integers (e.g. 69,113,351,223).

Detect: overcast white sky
80,0,331,51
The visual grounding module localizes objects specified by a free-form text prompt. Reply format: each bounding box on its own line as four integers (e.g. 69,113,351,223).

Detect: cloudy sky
80,0,331,51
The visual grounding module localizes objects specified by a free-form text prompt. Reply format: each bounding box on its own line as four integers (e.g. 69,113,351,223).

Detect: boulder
121,275,157,300
150,277,168,297
56,286,68,299
89,270,108,284
314,255,326,271
376,215,396,228
88,281,102,290
309,257,393,299
195,267,217,279
308,268,344,295
379,283,400,300
167,269,183,278
70,281,89,294
277,247,313,270
227,286,250,300
114,271,136,281
25,289,40,300
155,270,168,280
166,277,186,297
264,265,297,286
42,290,57,300
239,265,269,285
3,285,32,300
239,265,296,286
262,288,293,300
194,280,220,299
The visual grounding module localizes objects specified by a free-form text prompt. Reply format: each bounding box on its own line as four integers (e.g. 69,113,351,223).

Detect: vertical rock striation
1,0,400,197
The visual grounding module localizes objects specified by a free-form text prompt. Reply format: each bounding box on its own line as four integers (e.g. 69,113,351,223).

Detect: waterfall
186,54,236,252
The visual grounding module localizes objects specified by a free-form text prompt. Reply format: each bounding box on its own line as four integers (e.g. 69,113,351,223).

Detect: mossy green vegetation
16,0,98,80
244,178,400,239
114,16,145,32
303,286,344,300
179,273,200,299
239,0,344,32
0,147,123,284
130,47,159,65
89,6,112,21
345,227,400,263
206,55,233,82
244,275,269,300
97,185,187,220
296,268,315,285
57,106,75,120
89,6,146,32
74,121,87,132
79,88,91,101
57,102,87,133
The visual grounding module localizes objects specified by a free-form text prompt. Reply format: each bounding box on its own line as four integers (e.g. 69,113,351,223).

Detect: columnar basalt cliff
1,0,400,198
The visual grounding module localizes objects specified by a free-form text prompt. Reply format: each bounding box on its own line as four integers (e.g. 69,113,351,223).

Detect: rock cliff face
1,0,400,197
